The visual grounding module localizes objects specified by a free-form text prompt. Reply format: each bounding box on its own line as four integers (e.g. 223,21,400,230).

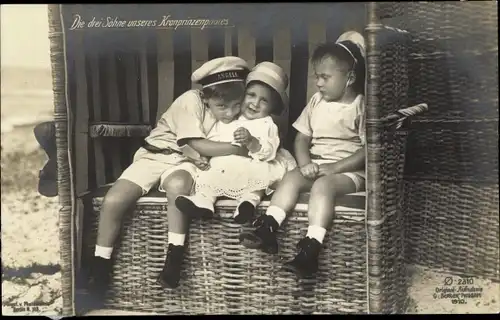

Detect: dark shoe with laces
239,214,279,254
157,244,186,289
281,237,322,279
87,256,113,302
175,195,214,219
234,201,255,224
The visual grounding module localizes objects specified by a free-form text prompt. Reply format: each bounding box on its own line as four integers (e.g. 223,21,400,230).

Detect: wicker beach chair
46,2,498,316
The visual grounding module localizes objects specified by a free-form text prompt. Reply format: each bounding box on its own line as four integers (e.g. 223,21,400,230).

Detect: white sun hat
245,61,289,115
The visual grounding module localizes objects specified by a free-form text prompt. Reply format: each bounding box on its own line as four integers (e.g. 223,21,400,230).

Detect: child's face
313,56,351,102
241,83,275,120
205,97,241,124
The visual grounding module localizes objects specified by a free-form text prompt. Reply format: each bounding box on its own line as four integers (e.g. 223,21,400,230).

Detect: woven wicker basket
83,196,369,314
46,2,497,316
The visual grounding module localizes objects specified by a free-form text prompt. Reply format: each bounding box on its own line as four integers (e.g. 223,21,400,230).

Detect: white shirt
145,89,217,151
293,92,366,176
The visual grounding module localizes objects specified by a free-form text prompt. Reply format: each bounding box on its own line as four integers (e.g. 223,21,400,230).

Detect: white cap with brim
191,56,250,89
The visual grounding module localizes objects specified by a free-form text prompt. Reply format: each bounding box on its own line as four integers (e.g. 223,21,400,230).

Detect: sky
1,4,51,69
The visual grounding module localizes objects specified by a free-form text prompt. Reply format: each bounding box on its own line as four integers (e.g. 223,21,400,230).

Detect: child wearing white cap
176,62,297,224
88,56,252,296
240,31,367,279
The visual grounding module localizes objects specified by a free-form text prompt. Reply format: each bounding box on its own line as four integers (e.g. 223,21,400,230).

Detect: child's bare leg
234,190,265,224
282,174,358,278
162,170,194,235
307,173,357,236
96,180,144,249
94,158,168,261
158,169,194,289
90,178,145,300
239,168,313,253
266,168,314,226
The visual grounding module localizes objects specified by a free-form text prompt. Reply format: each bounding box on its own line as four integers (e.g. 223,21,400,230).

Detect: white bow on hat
336,31,366,60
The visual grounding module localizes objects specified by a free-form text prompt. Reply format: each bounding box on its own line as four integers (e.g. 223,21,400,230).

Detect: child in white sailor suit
88,56,252,294
176,62,297,224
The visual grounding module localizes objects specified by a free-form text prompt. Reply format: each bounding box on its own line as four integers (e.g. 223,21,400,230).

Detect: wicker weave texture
403,1,498,173
403,181,500,281
365,6,412,311
48,4,76,316
407,49,498,121
83,202,368,314
404,122,499,183
375,1,499,280
367,131,409,314
404,2,498,45
400,1,499,278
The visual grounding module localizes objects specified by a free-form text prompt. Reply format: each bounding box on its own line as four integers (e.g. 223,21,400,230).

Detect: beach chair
46,2,498,316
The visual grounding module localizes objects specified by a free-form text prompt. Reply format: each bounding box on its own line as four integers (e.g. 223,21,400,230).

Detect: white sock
95,245,113,259
168,232,186,246
265,205,287,226
306,225,327,244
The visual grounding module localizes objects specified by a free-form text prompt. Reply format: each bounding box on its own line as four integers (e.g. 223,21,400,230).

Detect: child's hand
300,162,319,179
233,127,253,146
193,156,211,171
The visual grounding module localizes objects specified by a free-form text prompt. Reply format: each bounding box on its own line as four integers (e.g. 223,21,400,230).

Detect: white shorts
117,148,198,195
311,159,366,193
339,172,366,193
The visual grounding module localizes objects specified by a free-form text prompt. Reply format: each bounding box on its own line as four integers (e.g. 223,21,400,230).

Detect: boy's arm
292,93,319,167
294,132,313,167
320,148,365,175
185,138,249,157
168,92,248,158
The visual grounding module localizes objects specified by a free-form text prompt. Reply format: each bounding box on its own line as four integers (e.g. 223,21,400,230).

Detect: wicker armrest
381,103,429,130
89,122,152,138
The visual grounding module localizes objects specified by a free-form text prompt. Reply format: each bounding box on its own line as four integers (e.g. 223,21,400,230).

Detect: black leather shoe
175,195,214,219
234,201,256,224
281,237,322,279
87,256,113,300
239,214,279,254
157,244,186,289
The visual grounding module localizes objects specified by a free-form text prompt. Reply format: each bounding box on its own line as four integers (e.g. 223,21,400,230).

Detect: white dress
195,115,297,199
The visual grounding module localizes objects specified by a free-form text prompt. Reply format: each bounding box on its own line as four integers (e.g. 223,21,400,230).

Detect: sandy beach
1,66,61,316
1,126,62,316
